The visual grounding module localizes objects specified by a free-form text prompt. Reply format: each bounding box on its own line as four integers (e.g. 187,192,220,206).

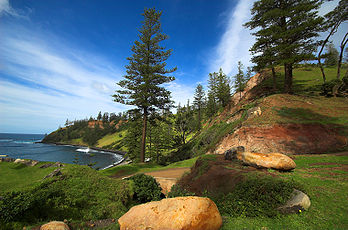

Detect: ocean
0,133,123,170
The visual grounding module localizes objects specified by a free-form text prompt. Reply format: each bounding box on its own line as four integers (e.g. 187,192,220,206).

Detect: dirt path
144,167,190,179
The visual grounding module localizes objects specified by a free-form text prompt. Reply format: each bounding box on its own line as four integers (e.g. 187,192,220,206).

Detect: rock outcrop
237,151,296,171
118,196,222,230
224,146,245,161
40,221,70,230
214,124,347,155
43,168,63,179
278,189,311,214
14,159,39,166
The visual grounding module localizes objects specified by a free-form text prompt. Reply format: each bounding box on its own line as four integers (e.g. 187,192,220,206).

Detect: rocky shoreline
38,141,127,156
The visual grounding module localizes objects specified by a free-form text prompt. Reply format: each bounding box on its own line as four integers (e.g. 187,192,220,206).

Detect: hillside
189,65,348,157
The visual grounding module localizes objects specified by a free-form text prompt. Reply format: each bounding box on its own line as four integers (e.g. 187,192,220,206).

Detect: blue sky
0,0,345,134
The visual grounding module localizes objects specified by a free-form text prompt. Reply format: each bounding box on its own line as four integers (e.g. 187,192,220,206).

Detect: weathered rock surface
278,189,311,214
118,196,222,230
40,163,53,168
237,151,296,171
44,169,63,179
224,146,245,161
40,221,70,230
214,124,347,155
0,157,15,162
13,159,39,166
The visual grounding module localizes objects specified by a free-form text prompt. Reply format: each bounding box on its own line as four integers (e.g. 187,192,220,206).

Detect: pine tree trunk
140,108,148,163
271,67,277,91
337,32,348,80
284,63,293,94
198,106,201,130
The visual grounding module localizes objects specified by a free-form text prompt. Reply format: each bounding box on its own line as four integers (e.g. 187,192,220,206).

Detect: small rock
40,221,70,230
63,219,68,223
14,158,28,164
28,160,39,166
224,146,245,161
40,163,53,168
118,196,222,230
247,106,262,117
278,189,311,214
43,169,63,179
53,162,65,167
237,151,296,171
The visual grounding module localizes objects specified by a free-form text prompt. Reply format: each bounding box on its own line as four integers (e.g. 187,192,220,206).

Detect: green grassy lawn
221,153,348,229
260,65,347,95
0,161,74,193
99,156,199,178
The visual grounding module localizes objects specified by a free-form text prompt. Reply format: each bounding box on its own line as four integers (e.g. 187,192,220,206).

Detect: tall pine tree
245,0,324,93
193,84,205,130
113,8,176,162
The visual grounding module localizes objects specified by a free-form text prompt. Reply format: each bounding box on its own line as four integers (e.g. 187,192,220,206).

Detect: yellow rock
40,221,70,230
237,152,296,171
118,196,222,230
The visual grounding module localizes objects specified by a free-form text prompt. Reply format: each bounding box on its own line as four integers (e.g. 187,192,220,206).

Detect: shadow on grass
274,107,346,126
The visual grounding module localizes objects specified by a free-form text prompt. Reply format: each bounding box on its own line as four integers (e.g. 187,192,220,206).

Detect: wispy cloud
210,0,255,76
0,23,131,133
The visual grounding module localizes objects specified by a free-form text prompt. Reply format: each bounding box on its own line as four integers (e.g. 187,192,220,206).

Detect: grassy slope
0,162,74,193
222,153,348,229
99,157,199,178
96,130,127,151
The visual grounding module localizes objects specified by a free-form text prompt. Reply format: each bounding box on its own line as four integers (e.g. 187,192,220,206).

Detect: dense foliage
0,166,133,229
127,173,162,203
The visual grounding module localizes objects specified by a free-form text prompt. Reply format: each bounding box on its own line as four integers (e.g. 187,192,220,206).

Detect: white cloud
0,25,130,133
210,0,255,76
164,81,195,107
0,0,23,17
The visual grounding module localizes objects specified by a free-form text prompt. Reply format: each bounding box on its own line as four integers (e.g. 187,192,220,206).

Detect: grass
97,130,126,148
99,156,199,177
221,153,348,229
0,161,74,193
0,162,133,230
260,65,347,95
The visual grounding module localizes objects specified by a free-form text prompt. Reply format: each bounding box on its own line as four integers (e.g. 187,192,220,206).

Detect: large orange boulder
118,196,222,230
237,151,296,171
40,221,70,230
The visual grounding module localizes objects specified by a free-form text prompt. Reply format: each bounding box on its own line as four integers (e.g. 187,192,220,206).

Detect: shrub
0,166,133,226
321,79,341,96
127,174,162,203
167,184,195,198
212,176,298,217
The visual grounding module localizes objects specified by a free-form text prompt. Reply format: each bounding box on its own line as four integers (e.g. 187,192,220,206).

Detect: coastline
37,141,128,170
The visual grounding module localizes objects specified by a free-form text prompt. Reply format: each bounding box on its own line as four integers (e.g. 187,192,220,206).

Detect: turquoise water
0,133,123,169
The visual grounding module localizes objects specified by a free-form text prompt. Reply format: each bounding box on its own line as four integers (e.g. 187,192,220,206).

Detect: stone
237,152,296,171
118,196,222,230
278,189,311,214
28,160,39,166
44,169,63,179
14,158,28,164
247,106,262,117
40,221,70,230
40,163,53,168
224,146,245,161
53,162,65,167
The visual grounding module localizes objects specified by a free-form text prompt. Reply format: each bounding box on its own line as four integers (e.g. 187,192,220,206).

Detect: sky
0,0,345,134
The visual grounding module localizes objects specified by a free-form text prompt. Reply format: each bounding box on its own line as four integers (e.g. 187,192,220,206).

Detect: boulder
14,158,28,164
224,146,245,161
237,152,296,171
278,189,311,214
118,196,222,230
40,221,70,230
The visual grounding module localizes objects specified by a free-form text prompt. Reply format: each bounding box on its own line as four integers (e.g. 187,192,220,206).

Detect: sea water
0,133,123,169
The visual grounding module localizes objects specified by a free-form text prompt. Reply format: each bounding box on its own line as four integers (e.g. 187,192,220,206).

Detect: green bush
212,176,298,217
0,166,133,226
128,173,162,203
321,79,341,96
167,184,195,198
